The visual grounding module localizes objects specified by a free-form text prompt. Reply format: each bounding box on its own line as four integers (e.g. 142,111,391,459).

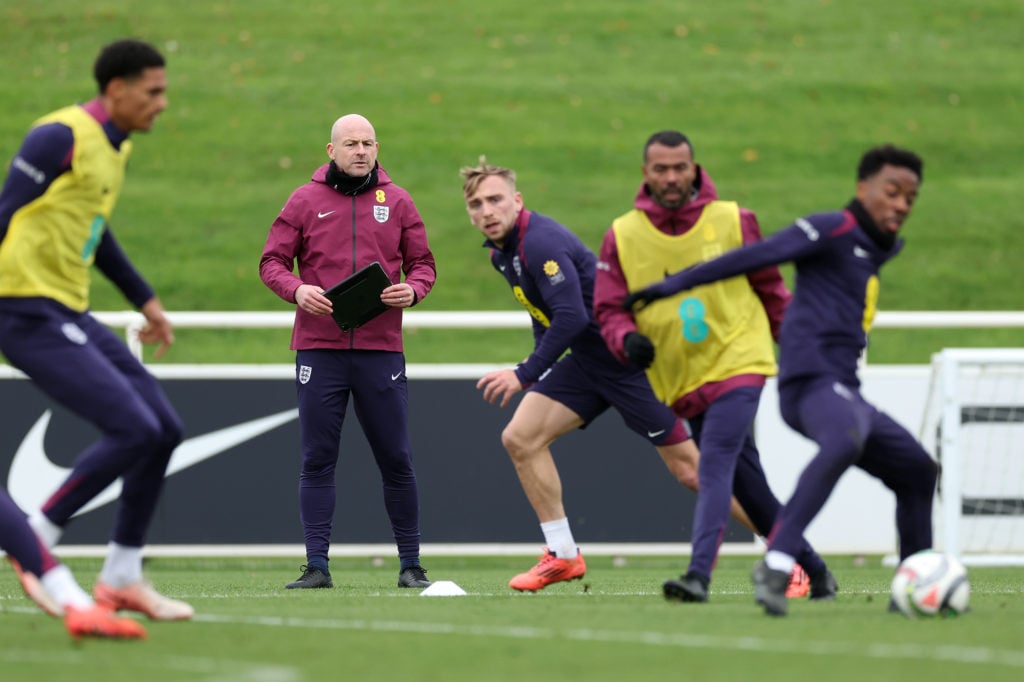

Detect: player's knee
113,402,180,453
300,458,337,481
159,411,185,450
501,425,538,462
915,453,939,492
130,416,165,451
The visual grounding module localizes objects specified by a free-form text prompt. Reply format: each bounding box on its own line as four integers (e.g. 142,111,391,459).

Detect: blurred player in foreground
461,157,754,592
625,144,936,615
2,491,146,639
0,39,192,621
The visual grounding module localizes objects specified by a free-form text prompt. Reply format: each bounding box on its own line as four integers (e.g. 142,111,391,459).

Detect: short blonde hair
460,156,516,198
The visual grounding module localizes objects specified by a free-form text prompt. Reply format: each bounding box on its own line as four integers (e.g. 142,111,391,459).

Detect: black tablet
323,261,393,332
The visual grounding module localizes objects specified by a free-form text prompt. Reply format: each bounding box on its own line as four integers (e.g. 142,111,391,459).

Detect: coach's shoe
752,560,790,617
64,605,147,640
785,563,810,598
7,558,62,617
285,565,333,589
509,548,586,592
808,568,839,601
94,579,194,621
663,571,709,603
398,566,432,588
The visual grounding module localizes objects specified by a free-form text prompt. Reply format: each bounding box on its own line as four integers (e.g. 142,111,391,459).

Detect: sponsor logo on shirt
795,217,819,241
12,156,45,184
543,260,565,285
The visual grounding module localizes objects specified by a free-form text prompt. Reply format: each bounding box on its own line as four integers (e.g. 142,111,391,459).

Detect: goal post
922,348,1024,566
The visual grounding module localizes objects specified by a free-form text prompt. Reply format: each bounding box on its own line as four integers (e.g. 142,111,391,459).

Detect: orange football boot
785,563,810,598
509,548,586,592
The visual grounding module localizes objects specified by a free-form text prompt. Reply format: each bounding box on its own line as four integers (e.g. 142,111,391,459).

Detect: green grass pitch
1,555,1022,681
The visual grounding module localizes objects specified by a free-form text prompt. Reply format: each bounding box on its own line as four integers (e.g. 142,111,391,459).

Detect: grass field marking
192,612,1024,669
0,643,300,682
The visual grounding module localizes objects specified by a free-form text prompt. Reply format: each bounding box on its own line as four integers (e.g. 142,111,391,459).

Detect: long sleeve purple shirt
485,209,620,385
643,202,904,388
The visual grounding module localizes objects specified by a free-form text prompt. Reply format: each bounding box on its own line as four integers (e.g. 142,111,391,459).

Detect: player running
0,39,192,621
625,144,937,615
461,157,754,592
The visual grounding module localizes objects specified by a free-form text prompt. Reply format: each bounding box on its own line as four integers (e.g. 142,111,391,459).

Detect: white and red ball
890,549,970,618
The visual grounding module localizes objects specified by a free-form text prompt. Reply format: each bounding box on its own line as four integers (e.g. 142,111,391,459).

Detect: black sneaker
809,568,839,600
752,560,789,616
398,566,431,588
285,565,333,589
663,571,709,603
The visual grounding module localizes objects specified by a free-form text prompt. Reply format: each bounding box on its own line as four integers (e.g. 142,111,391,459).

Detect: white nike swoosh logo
317,210,336,218
647,429,666,438
853,246,872,259
8,408,299,517
391,372,404,381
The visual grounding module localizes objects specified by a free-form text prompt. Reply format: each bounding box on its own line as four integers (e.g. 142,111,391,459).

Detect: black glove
623,332,655,369
623,289,657,312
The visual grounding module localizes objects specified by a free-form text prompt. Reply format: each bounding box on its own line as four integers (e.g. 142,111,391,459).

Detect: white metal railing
2,310,1023,365
90,310,1024,360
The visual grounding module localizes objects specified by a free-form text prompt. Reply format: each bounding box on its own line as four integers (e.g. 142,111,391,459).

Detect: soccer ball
890,549,970,618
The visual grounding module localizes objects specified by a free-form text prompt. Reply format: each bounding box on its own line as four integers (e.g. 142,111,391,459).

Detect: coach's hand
623,332,655,369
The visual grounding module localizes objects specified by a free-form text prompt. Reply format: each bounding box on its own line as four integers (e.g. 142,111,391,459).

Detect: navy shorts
530,352,689,445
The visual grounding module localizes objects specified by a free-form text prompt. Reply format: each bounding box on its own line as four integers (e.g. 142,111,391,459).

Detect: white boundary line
50,542,763,558
1,604,1021,669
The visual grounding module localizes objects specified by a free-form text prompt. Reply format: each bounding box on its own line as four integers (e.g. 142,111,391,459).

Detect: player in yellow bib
0,39,192,622
595,131,836,603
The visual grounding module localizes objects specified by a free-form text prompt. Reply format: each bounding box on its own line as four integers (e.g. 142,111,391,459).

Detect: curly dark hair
857,144,923,182
93,39,165,93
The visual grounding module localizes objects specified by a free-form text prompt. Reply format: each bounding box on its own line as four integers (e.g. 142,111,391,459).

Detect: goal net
920,348,1024,566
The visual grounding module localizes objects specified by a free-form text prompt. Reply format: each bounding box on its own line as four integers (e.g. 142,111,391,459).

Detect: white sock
540,518,578,559
99,542,143,588
765,550,796,574
41,564,93,610
28,512,62,549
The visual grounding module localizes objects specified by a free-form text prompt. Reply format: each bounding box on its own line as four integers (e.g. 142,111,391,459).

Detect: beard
653,185,688,209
